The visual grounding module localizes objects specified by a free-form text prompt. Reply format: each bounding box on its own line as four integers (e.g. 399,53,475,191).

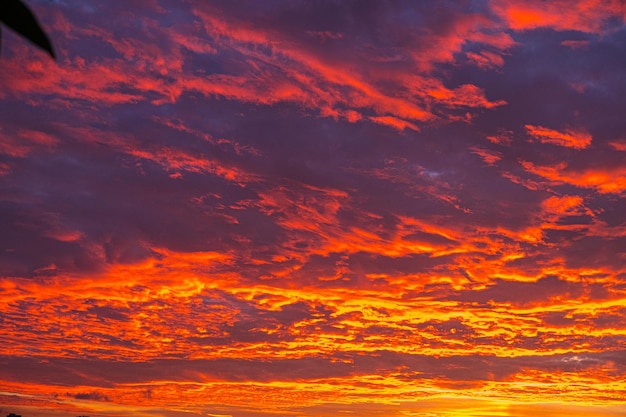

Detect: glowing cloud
525,125,592,149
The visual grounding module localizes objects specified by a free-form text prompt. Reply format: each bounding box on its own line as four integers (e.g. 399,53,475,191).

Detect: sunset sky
1,1,626,416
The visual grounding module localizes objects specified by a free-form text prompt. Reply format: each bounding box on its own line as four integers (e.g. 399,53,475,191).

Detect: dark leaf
0,0,55,58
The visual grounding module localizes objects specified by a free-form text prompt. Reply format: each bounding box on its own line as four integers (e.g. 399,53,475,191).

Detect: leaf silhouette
0,0,55,58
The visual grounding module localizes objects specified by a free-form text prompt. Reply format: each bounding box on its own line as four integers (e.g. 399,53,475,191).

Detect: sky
1,0,626,416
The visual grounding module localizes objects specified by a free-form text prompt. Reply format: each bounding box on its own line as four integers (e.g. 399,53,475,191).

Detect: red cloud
125,146,258,185
491,0,625,32
609,140,626,151
525,125,591,149
370,116,420,132
466,50,506,70
521,161,626,194
525,125,592,149
470,147,502,165
541,195,585,218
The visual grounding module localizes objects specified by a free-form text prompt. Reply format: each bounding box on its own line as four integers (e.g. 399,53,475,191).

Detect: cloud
491,0,624,33
369,116,420,132
521,161,626,194
525,125,592,149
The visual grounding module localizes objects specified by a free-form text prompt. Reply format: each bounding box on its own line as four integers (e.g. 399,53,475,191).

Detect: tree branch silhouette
0,0,55,58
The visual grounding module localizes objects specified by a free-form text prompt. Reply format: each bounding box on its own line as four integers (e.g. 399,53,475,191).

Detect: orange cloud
487,129,514,146
0,129,59,157
609,140,626,151
429,83,507,109
525,125,592,149
541,195,585,218
466,50,506,69
408,11,515,72
521,161,626,193
125,146,258,185
491,0,625,32
184,6,511,131
470,146,502,165
369,116,420,132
